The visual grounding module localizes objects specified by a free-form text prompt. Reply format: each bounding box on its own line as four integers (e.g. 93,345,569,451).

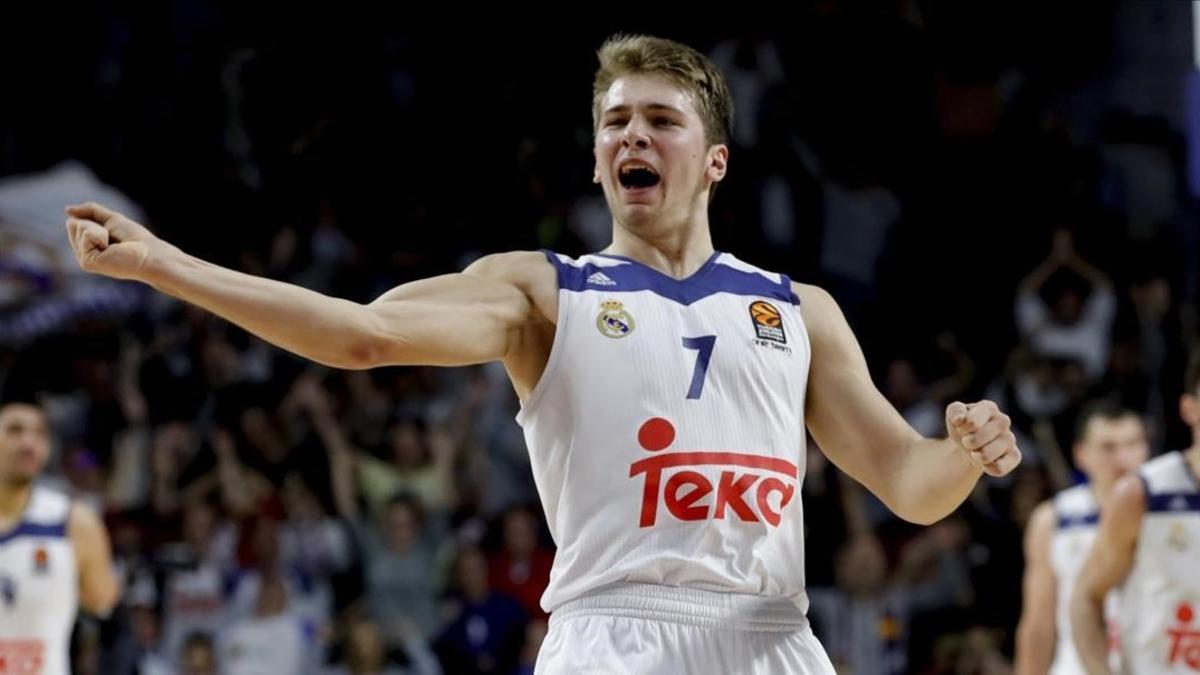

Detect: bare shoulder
68,499,111,557
790,281,847,343
67,502,105,539
1026,500,1056,543
790,282,836,311
464,250,555,287
465,251,557,318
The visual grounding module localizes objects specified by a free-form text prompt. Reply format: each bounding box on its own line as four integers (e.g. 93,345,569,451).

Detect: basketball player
0,398,120,673
1015,403,1148,675
1073,353,1200,674
64,35,1020,673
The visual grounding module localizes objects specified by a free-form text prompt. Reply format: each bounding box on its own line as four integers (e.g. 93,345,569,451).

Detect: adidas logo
587,271,617,286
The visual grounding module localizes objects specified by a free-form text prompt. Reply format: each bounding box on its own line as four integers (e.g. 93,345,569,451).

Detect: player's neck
605,220,715,280
0,481,34,528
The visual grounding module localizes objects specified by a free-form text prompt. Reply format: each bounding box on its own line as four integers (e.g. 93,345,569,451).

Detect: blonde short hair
592,34,733,147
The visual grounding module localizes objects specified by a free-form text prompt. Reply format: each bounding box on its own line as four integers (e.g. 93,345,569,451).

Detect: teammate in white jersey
1015,402,1148,675
63,34,1021,673
0,398,120,674
1073,355,1200,674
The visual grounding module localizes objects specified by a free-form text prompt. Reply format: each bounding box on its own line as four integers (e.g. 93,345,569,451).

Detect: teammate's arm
1071,475,1143,675
64,203,547,370
797,283,1020,525
68,504,120,616
1015,501,1058,675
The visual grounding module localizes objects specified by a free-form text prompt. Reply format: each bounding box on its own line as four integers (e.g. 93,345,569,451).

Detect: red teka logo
1168,602,1200,670
0,640,44,674
629,418,798,528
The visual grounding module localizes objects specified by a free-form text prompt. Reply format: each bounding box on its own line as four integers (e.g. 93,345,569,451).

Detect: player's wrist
140,240,186,289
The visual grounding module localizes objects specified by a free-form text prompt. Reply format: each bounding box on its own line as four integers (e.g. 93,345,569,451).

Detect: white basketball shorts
535,583,836,674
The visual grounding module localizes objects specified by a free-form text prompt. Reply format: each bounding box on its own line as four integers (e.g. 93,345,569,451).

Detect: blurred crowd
2,3,1199,674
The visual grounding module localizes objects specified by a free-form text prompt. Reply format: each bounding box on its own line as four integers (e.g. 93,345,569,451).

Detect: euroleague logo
749,301,791,354
749,301,785,342
629,417,798,528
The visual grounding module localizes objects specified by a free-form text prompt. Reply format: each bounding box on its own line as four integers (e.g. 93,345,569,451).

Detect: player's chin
6,468,38,485
619,203,661,227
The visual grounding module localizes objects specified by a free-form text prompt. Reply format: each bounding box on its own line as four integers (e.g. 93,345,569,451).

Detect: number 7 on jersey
682,335,716,400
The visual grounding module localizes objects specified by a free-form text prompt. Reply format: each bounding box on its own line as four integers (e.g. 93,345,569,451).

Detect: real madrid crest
1168,522,1190,553
596,300,635,338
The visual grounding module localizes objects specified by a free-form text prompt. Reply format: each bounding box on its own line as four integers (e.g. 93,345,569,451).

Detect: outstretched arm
1072,475,1143,675
798,284,1020,525
65,203,549,370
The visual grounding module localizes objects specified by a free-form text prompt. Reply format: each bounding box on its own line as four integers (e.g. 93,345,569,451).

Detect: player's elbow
339,337,387,370
336,308,405,370
883,490,954,526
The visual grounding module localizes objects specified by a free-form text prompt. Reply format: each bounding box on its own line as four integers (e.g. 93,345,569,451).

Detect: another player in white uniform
64,34,1021,673
0,398,120,674
1015,403,1148,675
1074,356,1200,674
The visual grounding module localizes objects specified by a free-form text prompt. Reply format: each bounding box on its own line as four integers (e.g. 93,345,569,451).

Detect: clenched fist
65,202,167,282
945,400,1021,477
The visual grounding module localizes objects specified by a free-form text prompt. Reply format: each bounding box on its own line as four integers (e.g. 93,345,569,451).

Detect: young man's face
0,404,50,486
1074,415,1149,492
594,73,727,233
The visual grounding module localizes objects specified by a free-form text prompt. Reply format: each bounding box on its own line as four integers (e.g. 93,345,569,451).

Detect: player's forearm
1014,619,1054,675
1071,591,1112,675
144,245,379,369
888,436,982,525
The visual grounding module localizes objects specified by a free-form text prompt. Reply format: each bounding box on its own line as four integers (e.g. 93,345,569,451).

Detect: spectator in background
355,417,459,523
708,32,785,150
323,614,441,675
487,505,552,621
356,494,447,642
435,547,526,675
0,160,147,346
160,500,237,660
219,573,308,675
883,332,975,439
180,631,219,675
808,525,973,675
1016,229,1116,384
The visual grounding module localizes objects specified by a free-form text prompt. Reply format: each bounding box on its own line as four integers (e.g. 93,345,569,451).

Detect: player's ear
1073,440,1094,476
1181,393,1200,427
706,144,728,183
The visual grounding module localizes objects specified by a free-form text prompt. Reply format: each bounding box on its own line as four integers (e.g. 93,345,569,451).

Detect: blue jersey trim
1146,492,1200,513
1056,512,1099,529
543,250,800,306
0,521,67,545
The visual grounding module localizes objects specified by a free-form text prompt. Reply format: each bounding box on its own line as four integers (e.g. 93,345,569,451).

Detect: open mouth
618,164,661,190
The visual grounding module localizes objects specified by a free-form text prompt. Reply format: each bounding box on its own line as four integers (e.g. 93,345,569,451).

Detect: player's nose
621,121,651,150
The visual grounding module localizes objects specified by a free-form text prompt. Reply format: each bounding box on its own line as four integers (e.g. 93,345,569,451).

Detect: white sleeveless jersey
517,251,811,614
1117,450,1200,674
0,486,78,675
1050,483,1122,675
